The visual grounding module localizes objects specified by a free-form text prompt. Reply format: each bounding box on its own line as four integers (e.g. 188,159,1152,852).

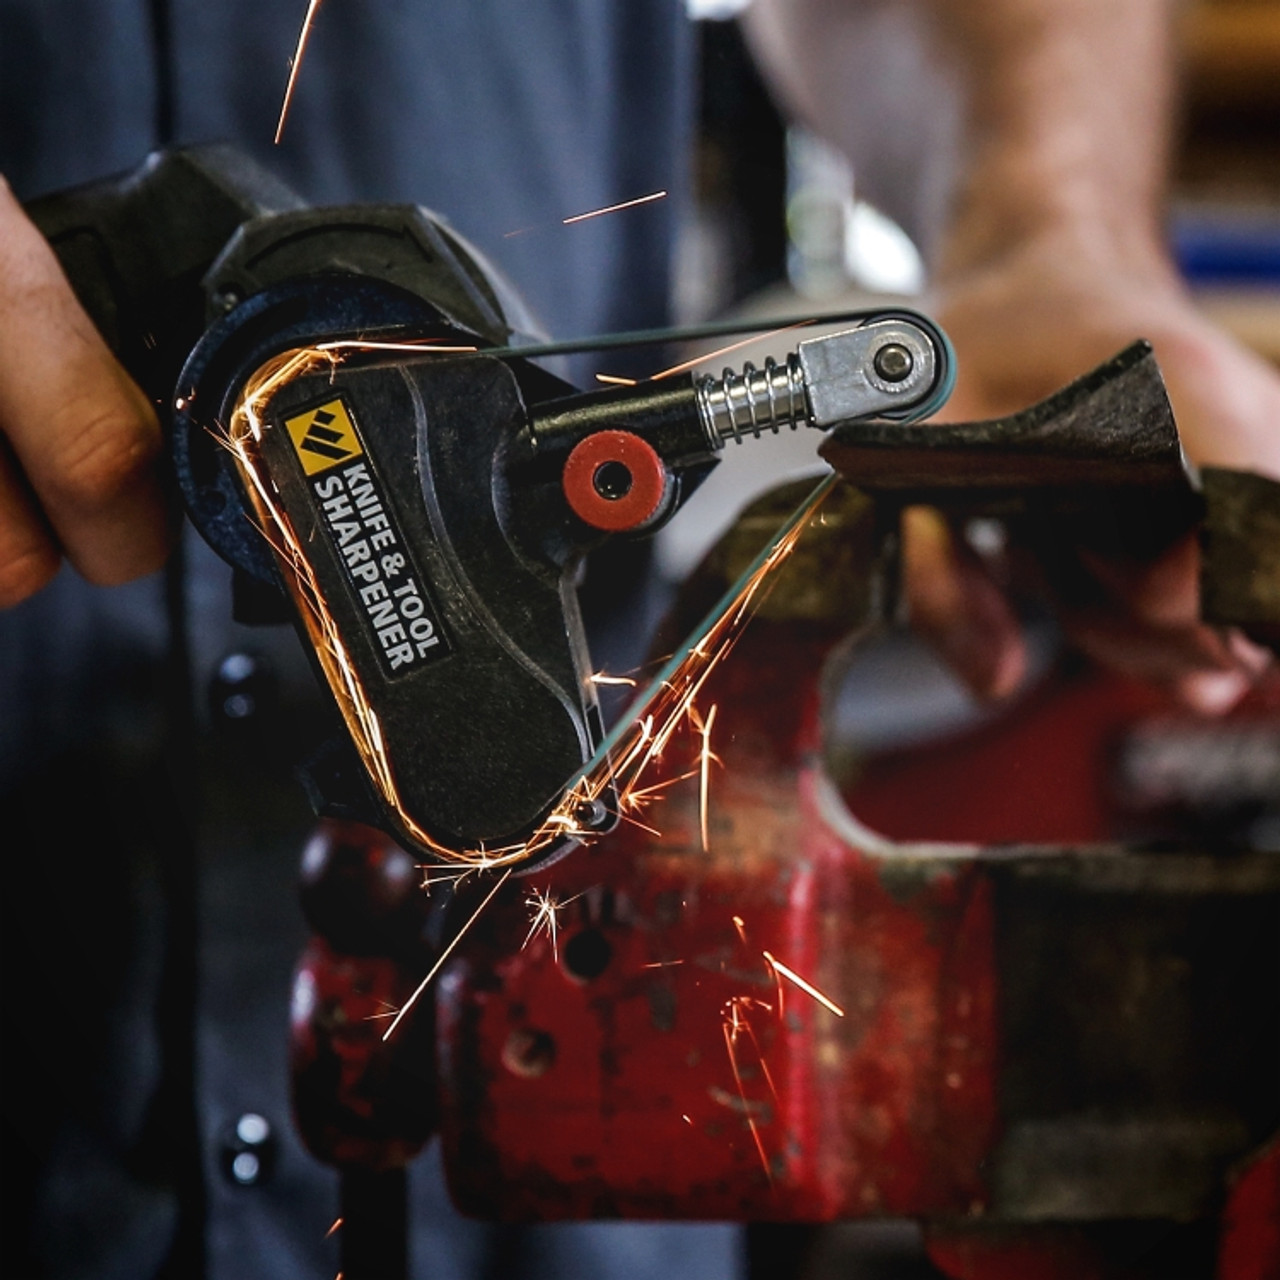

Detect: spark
522,887,586,962
619,770,699,808
762,952,845,1018
645,318,814,378
616,812,663,838
594,373,638,387
682,1114,693,1125
381,869,513,1041
731,915,747,946
325,1218,343,1239
721,998,774,1183
647,320,812,382
362,999,402,1023
417,864,475,895
315,339,478,355
642,959,685,969
275,0,324,144
562,190,667,225
569,479,830,849
691,703,719,852
769,958,786,1020
731,1002,779,1104
589,672,638,688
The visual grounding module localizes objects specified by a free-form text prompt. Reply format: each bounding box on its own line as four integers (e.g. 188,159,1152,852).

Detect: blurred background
680,0,1280,350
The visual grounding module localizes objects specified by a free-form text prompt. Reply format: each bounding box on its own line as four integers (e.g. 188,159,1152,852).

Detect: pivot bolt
873,343,913,382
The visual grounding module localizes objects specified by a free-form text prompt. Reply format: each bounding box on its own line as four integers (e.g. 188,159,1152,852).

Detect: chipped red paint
433,606,1278,1253
287,499,1277,1278
435,620,1000,1219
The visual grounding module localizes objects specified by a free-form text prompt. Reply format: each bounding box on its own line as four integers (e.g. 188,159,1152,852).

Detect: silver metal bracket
695,317,944,449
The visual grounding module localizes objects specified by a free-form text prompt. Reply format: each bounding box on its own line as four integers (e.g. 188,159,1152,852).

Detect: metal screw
873,343,913,382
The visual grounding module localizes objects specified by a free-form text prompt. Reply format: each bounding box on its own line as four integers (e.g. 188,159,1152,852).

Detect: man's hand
911,235,1279,710
0,176,170,607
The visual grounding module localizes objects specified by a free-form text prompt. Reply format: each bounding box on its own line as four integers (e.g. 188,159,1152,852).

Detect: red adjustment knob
562,430,669,532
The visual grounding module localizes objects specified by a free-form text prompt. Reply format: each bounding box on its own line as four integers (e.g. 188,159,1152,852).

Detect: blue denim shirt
0,5,741,1277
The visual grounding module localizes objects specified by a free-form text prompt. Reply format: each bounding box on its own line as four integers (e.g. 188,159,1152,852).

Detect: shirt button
221,1112,277,1187
208,651,277,727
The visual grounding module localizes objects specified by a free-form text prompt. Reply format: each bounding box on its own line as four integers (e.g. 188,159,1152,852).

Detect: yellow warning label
284,398,365,476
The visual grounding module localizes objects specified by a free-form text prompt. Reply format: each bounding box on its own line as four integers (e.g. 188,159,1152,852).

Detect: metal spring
696,353,808,449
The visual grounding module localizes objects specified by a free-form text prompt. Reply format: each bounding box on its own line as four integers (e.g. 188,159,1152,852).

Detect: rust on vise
435,484,1001,1219
433,475,1280,1225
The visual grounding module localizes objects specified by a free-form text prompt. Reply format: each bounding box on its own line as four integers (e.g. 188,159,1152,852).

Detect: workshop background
0,2,1276,1279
